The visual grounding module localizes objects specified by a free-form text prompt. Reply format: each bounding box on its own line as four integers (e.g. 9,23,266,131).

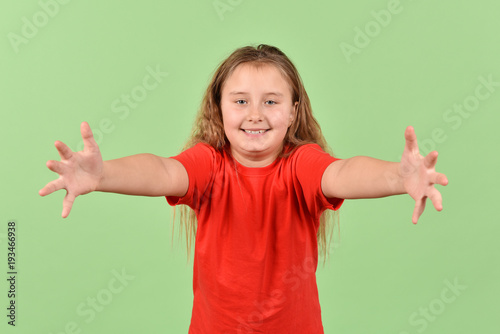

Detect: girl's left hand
400,126,449,224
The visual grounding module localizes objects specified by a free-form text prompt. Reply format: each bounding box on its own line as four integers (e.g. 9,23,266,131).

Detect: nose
247,104,263,122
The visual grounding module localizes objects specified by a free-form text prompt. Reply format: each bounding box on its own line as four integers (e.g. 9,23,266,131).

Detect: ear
289,101,298,126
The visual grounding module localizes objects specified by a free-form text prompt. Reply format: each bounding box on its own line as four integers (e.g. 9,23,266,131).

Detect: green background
1,0,498,333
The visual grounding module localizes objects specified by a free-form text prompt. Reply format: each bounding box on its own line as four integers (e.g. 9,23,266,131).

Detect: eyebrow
228,91,284,97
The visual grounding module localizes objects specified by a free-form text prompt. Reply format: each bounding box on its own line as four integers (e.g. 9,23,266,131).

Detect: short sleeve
294,144,344,219
165,143,217,211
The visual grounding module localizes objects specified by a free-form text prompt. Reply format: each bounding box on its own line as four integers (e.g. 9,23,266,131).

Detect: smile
242,129,269,134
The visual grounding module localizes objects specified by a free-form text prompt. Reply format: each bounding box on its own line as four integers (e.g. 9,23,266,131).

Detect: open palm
400,126,449,224
39,122,103,218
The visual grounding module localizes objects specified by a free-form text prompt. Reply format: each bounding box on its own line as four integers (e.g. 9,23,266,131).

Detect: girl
39,44,448,333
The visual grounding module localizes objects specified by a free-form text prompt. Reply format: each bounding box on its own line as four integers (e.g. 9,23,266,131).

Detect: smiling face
220,62,297,167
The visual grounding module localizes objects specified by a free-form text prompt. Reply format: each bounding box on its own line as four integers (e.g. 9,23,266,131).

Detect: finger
55,140,73,160
404,126,419,155
46,160,65,174
424,151,439,168
81,122,100,153
412,197,427,224
431,172,449,186
39,178,65,196
62,192,76,218
427,187,443,211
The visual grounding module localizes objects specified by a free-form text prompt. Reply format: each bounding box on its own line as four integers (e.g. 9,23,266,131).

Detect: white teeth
244,129,266,134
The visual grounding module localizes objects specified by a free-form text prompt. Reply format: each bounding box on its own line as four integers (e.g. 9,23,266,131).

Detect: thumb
81,122,100,153
62,192,76,218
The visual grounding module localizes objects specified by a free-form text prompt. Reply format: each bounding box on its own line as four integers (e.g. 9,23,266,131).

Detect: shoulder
169,142,224,170
287,143,334,161
285,143,340,176
294,143,327,154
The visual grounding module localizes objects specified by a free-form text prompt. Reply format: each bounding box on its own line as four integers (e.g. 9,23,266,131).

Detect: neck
229,146,282,168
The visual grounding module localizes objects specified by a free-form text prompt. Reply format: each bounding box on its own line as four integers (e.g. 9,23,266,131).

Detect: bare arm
98,154,188,197
39,122,188,217
321,157,405,199
321,126,448,224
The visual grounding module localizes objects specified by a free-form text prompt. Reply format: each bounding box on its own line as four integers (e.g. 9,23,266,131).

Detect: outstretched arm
321,126,448,224
39,122,188,218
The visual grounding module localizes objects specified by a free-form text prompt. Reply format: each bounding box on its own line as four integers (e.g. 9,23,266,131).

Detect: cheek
222,112,239,131
221,112,242,139
269,110,292,129
221,104,233,126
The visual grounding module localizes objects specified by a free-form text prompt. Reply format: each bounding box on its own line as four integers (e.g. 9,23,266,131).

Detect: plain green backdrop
1,0,498,333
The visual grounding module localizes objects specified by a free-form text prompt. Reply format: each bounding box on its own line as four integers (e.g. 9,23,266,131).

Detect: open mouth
241,129,270,134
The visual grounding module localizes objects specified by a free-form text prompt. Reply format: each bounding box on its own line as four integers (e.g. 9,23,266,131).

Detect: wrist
395,162,407,194
383,162,406,195
95,161,107,192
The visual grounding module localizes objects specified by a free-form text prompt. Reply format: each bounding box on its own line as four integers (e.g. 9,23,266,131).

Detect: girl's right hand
39,122,103,218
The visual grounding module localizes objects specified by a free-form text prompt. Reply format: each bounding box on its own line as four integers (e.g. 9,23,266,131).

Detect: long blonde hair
172,44,340,264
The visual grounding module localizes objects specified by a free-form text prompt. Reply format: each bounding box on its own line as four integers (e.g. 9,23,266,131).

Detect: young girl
39,44,448,333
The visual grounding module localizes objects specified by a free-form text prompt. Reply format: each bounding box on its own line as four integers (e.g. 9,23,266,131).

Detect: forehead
222,63,292,96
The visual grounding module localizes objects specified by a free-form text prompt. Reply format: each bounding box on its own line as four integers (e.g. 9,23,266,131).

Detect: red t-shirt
166,142,344,334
